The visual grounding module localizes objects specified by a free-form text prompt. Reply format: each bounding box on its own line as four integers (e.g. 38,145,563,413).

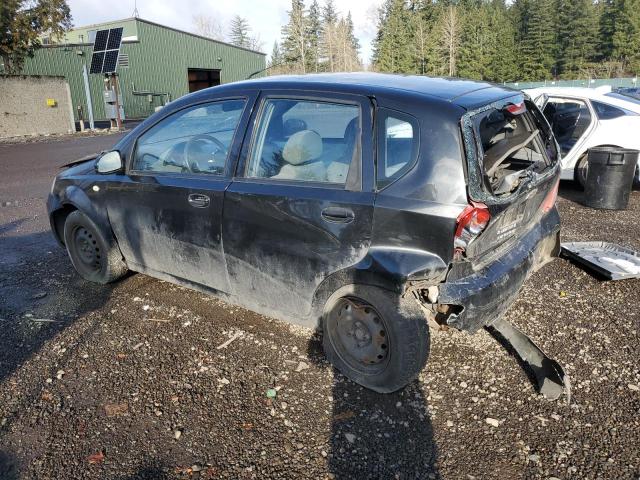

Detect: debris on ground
104,403,129,417
561,241,640,280
216,331,243,350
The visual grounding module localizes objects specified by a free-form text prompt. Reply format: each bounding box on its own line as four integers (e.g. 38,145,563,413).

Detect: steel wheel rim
327,297,390,375
72,226,102,274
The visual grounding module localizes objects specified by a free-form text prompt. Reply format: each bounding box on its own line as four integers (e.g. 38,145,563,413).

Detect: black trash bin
583,147,638,210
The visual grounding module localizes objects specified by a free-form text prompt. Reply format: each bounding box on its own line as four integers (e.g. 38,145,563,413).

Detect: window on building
188,69,221,93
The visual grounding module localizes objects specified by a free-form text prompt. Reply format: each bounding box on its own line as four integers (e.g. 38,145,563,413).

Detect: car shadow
306,335,439,479
116,460,169,480
0,227,115,381
0,222,116,441
0,449,18,480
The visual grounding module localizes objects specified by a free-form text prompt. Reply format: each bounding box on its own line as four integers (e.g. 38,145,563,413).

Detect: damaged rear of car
427,94,561,333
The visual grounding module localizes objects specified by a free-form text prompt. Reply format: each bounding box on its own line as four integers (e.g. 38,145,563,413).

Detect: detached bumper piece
488,317,570,401
561,241,640,281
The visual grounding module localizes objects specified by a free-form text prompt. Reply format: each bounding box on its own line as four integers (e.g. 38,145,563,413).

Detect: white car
524,87,640,186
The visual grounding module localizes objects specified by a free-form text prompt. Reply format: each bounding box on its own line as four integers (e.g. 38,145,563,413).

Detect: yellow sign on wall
46,98,57,107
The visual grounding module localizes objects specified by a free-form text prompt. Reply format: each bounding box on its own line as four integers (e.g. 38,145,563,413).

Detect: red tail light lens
505,102,527,115
454,203,491,252
541,179,560,213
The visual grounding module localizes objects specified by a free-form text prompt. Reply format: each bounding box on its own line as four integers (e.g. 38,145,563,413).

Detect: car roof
524,86,640,113
195,72,520,111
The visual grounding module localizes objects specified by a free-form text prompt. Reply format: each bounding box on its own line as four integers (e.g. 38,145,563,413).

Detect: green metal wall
20,19,266,121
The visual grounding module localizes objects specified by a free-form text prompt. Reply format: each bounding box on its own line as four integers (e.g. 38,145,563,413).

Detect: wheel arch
51,185,119,251
309,248,448,328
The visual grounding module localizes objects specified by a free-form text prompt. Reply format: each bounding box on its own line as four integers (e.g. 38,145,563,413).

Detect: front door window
132,99,246,175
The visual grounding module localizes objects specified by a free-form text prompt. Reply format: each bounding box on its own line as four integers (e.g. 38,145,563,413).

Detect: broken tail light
454,203,491,253
541,179,560,213
505,100,527,115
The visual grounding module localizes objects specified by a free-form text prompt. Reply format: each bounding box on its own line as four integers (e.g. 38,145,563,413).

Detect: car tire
321,284,430,393
63,210,127,284
575,153,588,189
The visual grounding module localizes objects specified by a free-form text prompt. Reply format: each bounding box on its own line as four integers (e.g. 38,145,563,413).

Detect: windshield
472,99,558,196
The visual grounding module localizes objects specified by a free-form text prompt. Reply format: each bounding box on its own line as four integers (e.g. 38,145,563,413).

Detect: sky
66,0,381,64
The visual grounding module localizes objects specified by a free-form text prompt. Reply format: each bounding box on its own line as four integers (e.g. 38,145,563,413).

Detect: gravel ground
0,135,639,479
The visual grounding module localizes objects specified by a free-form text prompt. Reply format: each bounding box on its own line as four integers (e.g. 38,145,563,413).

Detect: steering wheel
184,134,227,172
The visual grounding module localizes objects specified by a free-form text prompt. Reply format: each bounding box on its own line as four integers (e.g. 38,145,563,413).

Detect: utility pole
82,64,95,130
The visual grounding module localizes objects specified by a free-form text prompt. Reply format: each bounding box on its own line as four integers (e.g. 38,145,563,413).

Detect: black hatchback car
48,73,561,393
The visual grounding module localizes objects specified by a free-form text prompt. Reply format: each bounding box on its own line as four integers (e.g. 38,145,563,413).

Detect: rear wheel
575,153,588,189
322,285,430,393
63,210,127,284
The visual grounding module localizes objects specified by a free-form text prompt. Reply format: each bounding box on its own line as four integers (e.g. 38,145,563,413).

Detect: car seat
326,118,358,183
272,130,326,182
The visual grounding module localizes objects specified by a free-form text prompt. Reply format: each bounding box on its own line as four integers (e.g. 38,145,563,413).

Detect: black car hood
61,152,102,169
59,156,99,178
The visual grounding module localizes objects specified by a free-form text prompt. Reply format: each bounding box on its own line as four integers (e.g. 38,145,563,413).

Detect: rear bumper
437,208,561,333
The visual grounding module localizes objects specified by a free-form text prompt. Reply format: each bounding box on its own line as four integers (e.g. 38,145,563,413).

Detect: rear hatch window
458,95,560,264
471,98,558,197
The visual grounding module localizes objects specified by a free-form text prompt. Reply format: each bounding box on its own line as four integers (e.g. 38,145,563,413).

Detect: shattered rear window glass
473,101,557,196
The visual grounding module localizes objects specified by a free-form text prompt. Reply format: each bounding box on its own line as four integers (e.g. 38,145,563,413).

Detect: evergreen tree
372,0,415,72
457,3,491,79
345,11,360,54
281,0,308,73
556,0,599,76
486,0,518,82
307,0,322,72
610,0,640,71
323,0,338,26
229,15,251,48
514,0,557,80
269,41,282,67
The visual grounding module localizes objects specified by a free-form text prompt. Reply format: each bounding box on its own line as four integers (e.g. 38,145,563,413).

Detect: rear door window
376,109,419,188
542,98,592,156
246,98,360,186
473,99,557,196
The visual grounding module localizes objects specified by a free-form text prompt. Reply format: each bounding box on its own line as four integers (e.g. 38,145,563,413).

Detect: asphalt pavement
0,134,638,479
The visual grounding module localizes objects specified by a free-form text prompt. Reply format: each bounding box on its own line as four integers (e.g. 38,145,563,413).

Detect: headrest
344,117,358,144
282,130,323,165
283,118,307,137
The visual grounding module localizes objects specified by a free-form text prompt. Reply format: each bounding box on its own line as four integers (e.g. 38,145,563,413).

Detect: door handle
187,193,210,208
321,206,355,223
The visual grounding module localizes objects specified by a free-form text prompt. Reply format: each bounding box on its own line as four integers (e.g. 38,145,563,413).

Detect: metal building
19,18,266,122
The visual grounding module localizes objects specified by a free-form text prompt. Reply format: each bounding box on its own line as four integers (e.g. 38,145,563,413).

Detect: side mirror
96,151,123,174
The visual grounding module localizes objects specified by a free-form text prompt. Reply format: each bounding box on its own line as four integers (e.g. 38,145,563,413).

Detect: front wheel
63,210,128,284
322,285,430,393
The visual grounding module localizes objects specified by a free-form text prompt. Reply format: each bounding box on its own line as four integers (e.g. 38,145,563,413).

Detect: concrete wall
0,75,75,138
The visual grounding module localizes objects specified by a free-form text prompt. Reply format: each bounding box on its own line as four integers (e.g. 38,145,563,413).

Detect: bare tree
193,14,226,41
440,5,459,77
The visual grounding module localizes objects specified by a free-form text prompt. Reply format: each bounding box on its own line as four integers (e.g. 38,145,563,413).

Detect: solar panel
107,28,123,50
93,29,109,51
89,51,105,74
103,50,120,74
89,27,124,74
